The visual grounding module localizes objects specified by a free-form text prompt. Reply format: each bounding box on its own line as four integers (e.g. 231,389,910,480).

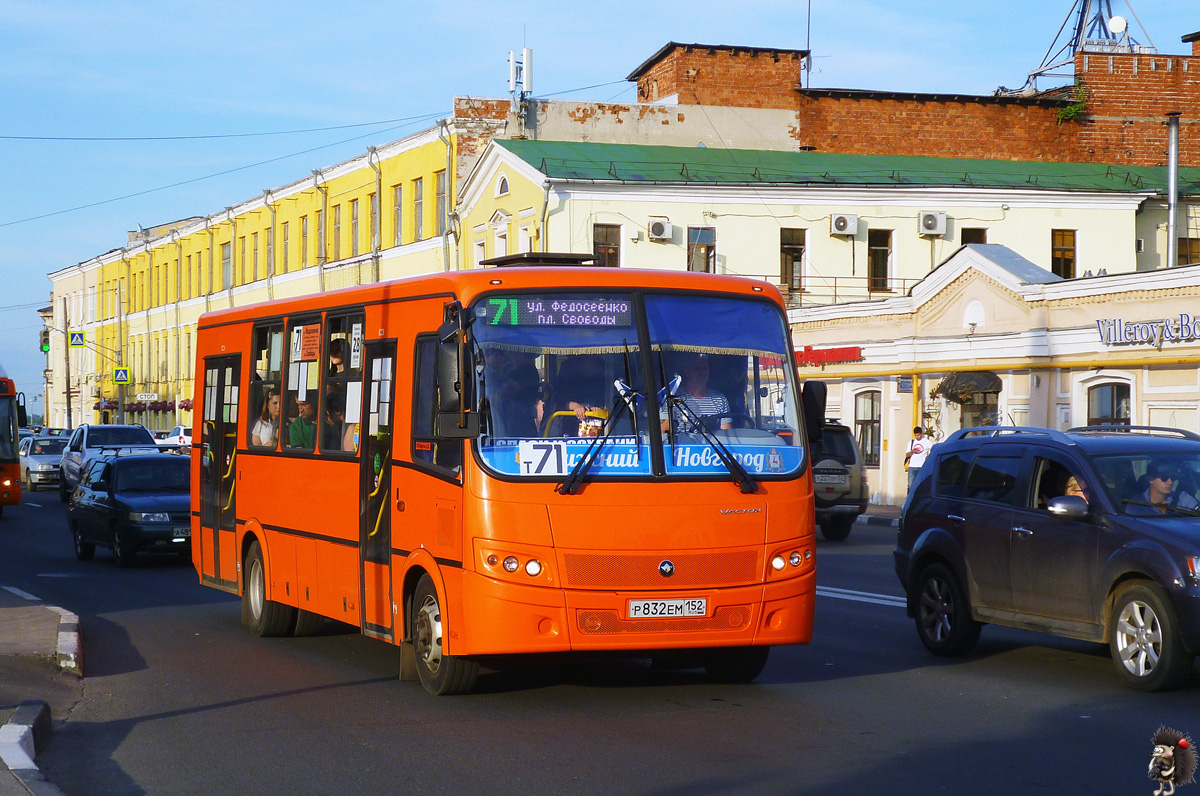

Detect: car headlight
38,464,54,471
128,512,171,522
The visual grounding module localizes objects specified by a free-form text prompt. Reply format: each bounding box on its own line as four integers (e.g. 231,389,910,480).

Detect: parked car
67,452,191,566
18,436,67,492
813,419,868,540
156,424,192,448
896,424,1200,691
59,424,159,502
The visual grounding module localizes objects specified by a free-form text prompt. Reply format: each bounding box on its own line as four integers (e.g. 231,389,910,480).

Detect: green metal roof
494,139,1200,195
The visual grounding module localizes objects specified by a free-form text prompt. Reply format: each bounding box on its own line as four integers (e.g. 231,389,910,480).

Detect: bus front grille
576,605,753,635
562,550,759,589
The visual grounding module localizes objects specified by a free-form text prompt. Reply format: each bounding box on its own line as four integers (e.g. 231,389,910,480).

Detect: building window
413,178,424,241
961,228,988,245
687,227,716,272
868,229,892,291
332,205,342,261
495,229,508,257
392,185,403,246
519,225,531,253
435,171,447,237
475,239,486,266
252,233,259,281
855,390,881,467
281,222,289,272
266,228,273,276
593,223,620,267
221,242,232,290
350,199,359,257
300,216,308,268
780,228,806,297
1179,237,1200,266
1088,383,1130,425
240,236,248,284
1051,229,1076,278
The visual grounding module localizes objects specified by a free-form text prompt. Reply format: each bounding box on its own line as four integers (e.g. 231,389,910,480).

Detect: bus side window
322,313,364,454
283,318,321,452
412,336,462,474
248,323,284,450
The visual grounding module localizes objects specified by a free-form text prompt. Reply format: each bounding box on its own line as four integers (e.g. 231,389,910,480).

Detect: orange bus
0,367,27,517
191,259,826,694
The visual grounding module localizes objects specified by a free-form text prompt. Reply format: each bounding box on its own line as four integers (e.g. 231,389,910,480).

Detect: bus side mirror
16,392,27,429
436,340,463,414
435,300,478,439
436,412,480,439
802,381,827,447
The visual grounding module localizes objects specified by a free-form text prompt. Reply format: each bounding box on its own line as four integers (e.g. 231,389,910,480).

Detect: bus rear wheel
412,574,478,696
244,540,296,637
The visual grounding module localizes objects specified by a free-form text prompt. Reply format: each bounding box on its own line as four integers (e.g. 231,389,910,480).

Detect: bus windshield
470,291,804,481
0,396,16,462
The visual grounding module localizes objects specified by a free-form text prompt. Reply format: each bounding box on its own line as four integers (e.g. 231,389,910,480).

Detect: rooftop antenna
998,0,1157,95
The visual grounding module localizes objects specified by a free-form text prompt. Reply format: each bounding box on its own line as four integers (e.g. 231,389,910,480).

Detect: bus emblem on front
658,560,675,577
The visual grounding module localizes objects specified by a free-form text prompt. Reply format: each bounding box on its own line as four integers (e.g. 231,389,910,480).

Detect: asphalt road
3,489,1200,796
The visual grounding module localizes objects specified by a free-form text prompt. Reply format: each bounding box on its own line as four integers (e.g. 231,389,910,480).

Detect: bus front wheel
244,540,296,637
703,646,770,683
412,574,478,696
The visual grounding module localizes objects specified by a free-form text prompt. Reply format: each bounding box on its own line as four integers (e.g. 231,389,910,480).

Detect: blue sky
0,0,1193,409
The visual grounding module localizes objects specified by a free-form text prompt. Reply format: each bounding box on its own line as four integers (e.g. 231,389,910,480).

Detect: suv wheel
913,563,980,656
1109,582,1193,691
819,517,854,542
58,471,69,503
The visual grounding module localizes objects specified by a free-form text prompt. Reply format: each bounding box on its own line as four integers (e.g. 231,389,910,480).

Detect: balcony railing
737,272,922,307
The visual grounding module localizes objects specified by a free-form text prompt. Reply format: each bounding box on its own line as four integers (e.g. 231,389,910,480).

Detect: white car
157,424,192,448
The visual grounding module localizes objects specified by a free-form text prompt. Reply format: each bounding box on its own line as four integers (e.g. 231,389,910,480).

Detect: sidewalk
0,586,83,796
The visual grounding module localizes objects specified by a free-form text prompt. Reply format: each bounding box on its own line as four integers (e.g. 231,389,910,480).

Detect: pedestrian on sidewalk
904,426,931,492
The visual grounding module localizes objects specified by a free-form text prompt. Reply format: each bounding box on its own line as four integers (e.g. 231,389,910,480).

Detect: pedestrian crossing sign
68,331,86,348
113,368,130,385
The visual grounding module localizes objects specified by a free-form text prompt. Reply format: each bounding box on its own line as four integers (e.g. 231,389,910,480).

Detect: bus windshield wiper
1121,499,1200,516
556,392,631,496
667,396,759,494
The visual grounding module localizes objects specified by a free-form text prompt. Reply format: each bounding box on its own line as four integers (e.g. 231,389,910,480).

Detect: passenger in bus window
552,355,607,437
661,352,732,433
328,338,346,378
287,397,317,449
322,391,346,451
343,422,360,453
252,389,280,448
487,348,540,438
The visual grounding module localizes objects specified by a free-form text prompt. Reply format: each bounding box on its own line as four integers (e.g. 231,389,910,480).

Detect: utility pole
62,295,72,430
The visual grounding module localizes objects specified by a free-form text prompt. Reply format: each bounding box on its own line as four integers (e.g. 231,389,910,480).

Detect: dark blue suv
896,425,1200,691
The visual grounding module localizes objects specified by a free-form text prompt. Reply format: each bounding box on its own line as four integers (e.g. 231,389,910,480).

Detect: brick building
627,36,1200,168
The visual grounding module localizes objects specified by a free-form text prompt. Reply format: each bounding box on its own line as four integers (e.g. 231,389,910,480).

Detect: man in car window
1140,460,1199,512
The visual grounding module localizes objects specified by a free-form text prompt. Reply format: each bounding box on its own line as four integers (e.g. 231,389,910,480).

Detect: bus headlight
525,559,542,577
771,555,787,571
789,551,802,567
503,556,520,573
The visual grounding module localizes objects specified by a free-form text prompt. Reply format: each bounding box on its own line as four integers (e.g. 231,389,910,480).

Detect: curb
0,701,68,796
856,514,900,528
47,607,82,678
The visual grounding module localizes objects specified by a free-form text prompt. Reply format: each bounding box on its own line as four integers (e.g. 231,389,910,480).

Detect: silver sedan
19,437,67,492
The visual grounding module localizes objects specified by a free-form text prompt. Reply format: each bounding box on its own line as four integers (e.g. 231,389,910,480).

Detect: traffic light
39,329,50,353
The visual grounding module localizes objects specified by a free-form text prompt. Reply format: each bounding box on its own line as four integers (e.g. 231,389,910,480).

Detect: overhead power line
0,112,447,142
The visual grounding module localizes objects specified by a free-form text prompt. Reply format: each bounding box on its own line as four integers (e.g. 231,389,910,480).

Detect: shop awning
931,371,1002,404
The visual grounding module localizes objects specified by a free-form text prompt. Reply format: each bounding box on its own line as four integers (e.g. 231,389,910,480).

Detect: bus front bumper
453,568,814,657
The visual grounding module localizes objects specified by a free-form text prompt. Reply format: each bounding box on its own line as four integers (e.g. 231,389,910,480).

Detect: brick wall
635,45,804,110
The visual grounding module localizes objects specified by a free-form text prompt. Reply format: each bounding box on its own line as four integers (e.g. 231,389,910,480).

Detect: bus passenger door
359,342,396,641
199,355,241,591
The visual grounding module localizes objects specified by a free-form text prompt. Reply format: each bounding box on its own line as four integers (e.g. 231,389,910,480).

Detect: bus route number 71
518,440,570,475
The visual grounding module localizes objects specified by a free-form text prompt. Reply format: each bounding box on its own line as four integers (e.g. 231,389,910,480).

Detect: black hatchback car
896,425,1200,691
67,452,191,566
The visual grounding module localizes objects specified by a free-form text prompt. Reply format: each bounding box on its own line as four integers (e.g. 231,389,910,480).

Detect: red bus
192,262,826,694
0,367,28,517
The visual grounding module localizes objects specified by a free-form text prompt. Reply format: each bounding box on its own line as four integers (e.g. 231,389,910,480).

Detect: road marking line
816,586,906,608
1,586,41,602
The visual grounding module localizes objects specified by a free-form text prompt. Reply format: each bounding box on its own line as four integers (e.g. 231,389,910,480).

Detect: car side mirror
93,480,110,493
1047,495,1089,520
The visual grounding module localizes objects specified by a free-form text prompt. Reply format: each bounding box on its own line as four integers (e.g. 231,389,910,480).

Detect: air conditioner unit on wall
919,211,947,236
830,213,858,236
647,218,672,241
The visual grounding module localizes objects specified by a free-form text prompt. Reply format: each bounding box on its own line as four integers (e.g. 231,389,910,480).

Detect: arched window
855,390,881,467
495,175,510,197
1088,382,1130,425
